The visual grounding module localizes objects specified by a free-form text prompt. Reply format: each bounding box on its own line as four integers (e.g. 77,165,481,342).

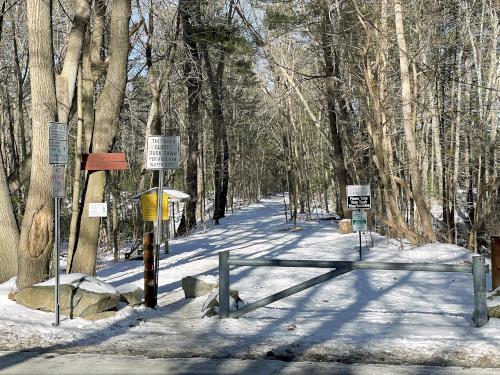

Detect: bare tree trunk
177,0,201,235
55,0,92,123
13,20,27,162
319,0,350,218
69,0,131,274
16,0,58,289
66,66,84,270
393,0,435,242
0,161,19,283
203,47,229,224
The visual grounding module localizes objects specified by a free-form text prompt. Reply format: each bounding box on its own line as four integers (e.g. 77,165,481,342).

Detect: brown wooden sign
81,153,128,171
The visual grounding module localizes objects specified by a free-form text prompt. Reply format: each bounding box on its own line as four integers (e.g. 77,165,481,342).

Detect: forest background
0,0,498,291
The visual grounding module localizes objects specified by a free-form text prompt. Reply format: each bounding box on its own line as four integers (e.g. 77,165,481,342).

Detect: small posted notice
89,203,107,218
51,165,65,198
352,210,368,232
48,122,68,165
146,136,180,170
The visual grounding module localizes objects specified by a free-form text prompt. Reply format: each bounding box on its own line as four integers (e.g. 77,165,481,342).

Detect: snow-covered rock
117,284,142,306
181,276,218,298
14,273,120,320
487,287,500,318
201,288,244,317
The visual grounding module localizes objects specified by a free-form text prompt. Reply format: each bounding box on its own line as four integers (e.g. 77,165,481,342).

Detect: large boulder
15,273,120,320
182,276,218,298
487,287,500,319
15,284,75,313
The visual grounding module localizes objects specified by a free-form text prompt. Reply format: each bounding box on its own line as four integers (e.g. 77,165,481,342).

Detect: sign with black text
146,136,180,170
48,122,68,165
347,184,371,209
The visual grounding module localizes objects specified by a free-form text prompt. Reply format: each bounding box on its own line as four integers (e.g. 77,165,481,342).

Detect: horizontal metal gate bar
219,250,489,327
228,258,474,274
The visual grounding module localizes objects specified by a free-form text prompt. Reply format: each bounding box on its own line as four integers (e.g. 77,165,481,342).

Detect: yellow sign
140,192,169,221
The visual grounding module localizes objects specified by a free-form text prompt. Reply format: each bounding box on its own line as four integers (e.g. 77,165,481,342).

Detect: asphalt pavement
1,352,499,375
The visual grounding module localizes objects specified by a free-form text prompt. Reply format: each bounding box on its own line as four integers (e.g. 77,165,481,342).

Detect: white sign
48,122,68,165
51,165,65,198
352,210,368,231
146,136,180,170
347,184,371,209
89,203,108,218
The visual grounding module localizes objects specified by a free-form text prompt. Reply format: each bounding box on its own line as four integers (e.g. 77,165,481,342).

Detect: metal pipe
54,197,60,326
472,255,488,327
229,267,352,318
227,259,473,273
359,231,362,261
154,172,164,305
218,251,230,318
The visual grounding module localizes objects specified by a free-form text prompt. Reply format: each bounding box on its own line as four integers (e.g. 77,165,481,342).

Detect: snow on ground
0,195,499,367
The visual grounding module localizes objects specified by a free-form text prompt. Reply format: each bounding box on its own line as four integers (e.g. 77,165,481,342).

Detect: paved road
1,352,499,375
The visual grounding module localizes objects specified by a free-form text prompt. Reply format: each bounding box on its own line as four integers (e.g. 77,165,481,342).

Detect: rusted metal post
492,236,500,290
143,232,156,307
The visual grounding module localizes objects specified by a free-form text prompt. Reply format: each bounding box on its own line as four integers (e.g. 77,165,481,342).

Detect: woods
0,0,498,288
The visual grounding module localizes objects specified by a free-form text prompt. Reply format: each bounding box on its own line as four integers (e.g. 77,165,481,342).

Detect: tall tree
201,1,235,224
69,0,131,274
16,0,58,289
393,0,435,241
177,0,201,235
318,0,351,218
0,0,20,283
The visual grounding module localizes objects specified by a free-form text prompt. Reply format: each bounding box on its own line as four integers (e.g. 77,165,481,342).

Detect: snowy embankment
0,195,499,367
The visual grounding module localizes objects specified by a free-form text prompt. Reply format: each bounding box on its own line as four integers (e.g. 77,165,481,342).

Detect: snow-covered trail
0,196,499,368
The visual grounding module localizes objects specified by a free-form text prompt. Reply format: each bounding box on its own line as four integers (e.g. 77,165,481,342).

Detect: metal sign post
146,136,180,305
155,172,164,298
348,185,370,261
352,210,367,260
49,122,67,326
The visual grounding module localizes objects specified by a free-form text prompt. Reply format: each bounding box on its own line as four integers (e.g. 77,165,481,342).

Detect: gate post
219,251,230,319
472,255,488,327
491,236,500,290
